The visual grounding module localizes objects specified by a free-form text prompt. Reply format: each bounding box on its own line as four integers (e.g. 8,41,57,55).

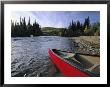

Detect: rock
69,36,100,56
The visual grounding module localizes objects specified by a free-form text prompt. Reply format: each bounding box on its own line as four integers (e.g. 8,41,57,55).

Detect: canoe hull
48,49,89,77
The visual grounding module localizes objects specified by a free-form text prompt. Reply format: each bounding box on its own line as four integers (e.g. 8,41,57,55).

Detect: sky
11,11,100,28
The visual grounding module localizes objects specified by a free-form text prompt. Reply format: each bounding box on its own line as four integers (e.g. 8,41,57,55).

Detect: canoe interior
51,49,100,76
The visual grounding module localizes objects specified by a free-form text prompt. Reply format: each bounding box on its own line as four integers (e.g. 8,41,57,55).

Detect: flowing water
11,36,74,77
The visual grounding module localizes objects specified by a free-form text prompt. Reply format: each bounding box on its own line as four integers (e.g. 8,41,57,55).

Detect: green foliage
42,27,64,36
84,22,100,36
11,17,42,37
92,22,100,36
61,16,100,37
11,16,100,37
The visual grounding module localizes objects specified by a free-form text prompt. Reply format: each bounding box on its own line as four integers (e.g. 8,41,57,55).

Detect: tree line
11,17,42,37
61,16,100,37
11,16,100,37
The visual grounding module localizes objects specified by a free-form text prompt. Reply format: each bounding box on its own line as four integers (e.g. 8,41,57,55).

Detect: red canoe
48,49,100,77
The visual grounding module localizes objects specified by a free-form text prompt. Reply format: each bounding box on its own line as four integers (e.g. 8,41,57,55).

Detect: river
11,36,74,77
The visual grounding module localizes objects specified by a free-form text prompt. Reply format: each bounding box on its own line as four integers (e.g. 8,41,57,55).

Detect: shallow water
11,36,74,77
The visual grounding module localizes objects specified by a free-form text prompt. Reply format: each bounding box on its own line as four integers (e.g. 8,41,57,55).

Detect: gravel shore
69,36,100,56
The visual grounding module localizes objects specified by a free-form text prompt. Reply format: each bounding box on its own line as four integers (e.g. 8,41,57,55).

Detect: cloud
11,11,37,24
11,11,100,28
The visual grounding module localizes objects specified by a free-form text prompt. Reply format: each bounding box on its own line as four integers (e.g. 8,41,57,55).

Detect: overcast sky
11,11,100,28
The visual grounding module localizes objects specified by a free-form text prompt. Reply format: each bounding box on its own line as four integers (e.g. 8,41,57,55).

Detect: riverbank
69,36,100,56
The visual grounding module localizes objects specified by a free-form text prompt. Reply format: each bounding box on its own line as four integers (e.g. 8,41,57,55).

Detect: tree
76,21,80,29
80,23,84,35
92,22,100,36
22,17,27,36
84,16,90,29
26,17,32,36
11,20,15,36
32,20,42,36
11,17,42,37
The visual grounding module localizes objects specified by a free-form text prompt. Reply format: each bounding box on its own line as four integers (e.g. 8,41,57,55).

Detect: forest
11,16,100,37
11,17,42,37
61,16,100,37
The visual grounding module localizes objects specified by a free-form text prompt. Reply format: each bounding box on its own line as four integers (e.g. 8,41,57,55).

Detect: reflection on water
11,36,74,77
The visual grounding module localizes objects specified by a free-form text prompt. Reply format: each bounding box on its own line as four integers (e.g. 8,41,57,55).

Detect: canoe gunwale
48,49,100,77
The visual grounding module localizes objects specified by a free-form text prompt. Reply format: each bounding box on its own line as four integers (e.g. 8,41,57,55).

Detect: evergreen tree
86,16,90,28
80,23,84,35
71,20,74,30
76,21,80,29
68,22,72,30
68,22,72,36
22,17,27,36
11,20,15,37
84,16,90,29
11,16,42,37
27,17,32,36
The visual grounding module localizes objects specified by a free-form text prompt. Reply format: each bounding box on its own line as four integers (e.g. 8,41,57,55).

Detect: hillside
41,27,65,36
